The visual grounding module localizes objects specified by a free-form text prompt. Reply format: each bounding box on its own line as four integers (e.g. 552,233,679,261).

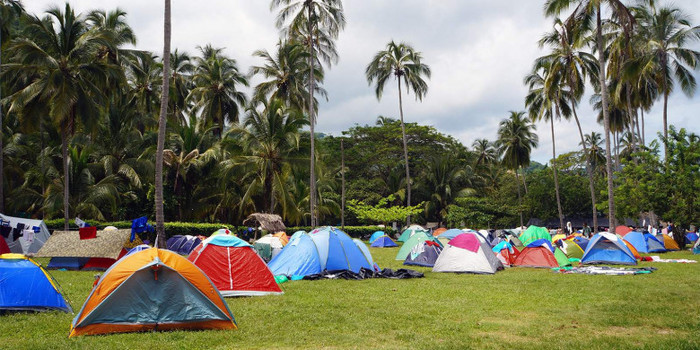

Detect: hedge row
44,219,387,240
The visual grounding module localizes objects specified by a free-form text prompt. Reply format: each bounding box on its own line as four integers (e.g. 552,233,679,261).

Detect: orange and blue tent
69,248,236,337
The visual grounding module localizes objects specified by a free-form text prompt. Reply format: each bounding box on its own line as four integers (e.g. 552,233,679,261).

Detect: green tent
554,247,572,267
398,226,429,243
562,239,584,259
395,232,439,260
519,226,551,246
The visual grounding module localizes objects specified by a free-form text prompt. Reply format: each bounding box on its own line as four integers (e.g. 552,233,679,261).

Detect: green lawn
2,247,699,349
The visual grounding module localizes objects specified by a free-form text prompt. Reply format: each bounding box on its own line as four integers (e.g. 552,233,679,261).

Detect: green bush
44,219,242,240
286,226,388,238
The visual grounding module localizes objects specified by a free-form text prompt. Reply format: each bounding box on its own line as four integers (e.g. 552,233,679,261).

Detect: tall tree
0,0,24,213
271,0,345,227
631,1,700,160
365,41,431,225
496,111,539,228
545,0,635,233
525,60,570,229
155,0,171,248
6,4,121,230
190,45,248,139
538,16,600,230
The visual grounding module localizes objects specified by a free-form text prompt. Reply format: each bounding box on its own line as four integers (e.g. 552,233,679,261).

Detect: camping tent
492,241,519,266
166,235,202,255
37,229,141,270
0,253,71,312
622,232,666,253
370,235,398,248
69,248,236,337
694,238,700,254
432,228,447,237
519,226,551,247
268,227,376,278
685,232,698,245
432,234,504,274
437,229,465,241
396,231,441,261
581,233,637,265
513,243,561,268
573,236,590,251
656,234,680,251
403,241,442,267
188,235,282,297
369,231,385,243
398,226,429,242
0,214,51,255
559,239,584,260
615,225,633,236
125,244,151,256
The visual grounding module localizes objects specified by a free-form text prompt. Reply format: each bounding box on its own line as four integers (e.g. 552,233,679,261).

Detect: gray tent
0,214,51,255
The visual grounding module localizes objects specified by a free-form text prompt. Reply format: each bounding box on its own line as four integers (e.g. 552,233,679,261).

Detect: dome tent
396,231,441,261
580,233,637,265
513,240,562,268
519,226,551,247
437,229,465,241
622,232,666,253
432,234,504,274
0,254,71,312
369,231,385,243
268,227,376,279
370,235,398,248
166,235,202,255
656,234,680,251
70,248,236,337
188,235,282,297
492,241,520,266
398,225,428,242
404,241,442,267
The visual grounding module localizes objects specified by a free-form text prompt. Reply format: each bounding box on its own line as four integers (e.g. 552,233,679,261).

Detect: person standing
582,222,592,238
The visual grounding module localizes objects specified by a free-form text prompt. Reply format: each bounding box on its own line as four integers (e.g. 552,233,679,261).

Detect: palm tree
251,40,325,111
126,51,161,132
271,0,345,227
538,16,600,230
0,0,24,213
154,0,171,248
545,0,635,233
631,1,700,160
496,111,538,228
168,50,194,127
365,41,431,224
582,132,606,176
6,4,122,230
472,139,498,166
233,98,308,214
86,8,137,65
421,155,474,226
525,60,570,230
190,45,248,139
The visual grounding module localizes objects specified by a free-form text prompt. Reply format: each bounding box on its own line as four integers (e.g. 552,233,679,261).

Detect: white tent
0,213,51,255
433,233,504,274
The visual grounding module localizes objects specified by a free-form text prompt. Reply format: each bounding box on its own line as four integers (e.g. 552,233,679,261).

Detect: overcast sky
26,1,700,163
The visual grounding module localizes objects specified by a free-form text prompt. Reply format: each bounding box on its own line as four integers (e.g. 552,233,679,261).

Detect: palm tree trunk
515,171,523,228
625,88,637,154
571,101,598,232
341,137,345,229
62,126,70,231
307,5,317,228
397,78,412,226
641,108,645,146
597,7,616,233
614,131,620,170
549,115,564,230
521,166,528,194
155,0,171,248
662,91,669,160
635,110,642,149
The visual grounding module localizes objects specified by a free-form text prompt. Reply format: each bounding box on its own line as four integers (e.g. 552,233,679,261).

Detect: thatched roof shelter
36,229,141,259
243,213,286,233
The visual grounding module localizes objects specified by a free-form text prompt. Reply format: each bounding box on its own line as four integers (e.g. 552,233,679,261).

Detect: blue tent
268,227,375,279
404,241,442,267
581,233,637,265
0,254,72,312
438,229,464,241
369,231,385,244
47,257,89,270
125,244,152,256
685,232,698,245
370,235,398,248
623,231,666,253
166,235,202,255
573,236,590,251
353,238,378,270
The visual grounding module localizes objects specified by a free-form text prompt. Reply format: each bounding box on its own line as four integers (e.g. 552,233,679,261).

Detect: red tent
495,245,520,266
189,235,282,297
513,246,559,268
83,248,127,270
615,225,632,236
0,238,10,254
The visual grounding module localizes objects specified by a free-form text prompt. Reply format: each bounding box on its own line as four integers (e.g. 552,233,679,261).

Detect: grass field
2,246,699,349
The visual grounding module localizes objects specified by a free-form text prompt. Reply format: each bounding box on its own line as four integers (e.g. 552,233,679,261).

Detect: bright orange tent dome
433,228,447,237
69,248,236,337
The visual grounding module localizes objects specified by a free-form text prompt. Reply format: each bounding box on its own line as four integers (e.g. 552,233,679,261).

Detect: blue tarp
623,232,666,253
370,236,398,248
581,233,637,265
0,256,71,312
